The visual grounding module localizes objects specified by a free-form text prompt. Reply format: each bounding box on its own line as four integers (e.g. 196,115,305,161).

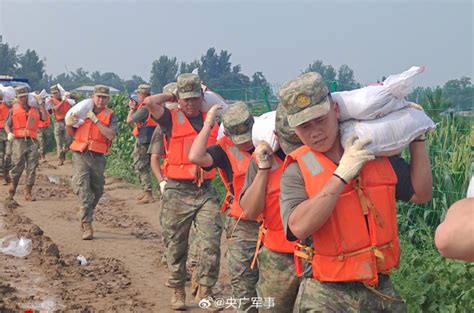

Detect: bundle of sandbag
45,83,75,108
64,99,94,128
335,66,435,156
0,85,16,105
252,110,280,152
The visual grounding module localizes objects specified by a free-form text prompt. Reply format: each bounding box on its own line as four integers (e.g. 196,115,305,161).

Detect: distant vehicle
0,75,31,90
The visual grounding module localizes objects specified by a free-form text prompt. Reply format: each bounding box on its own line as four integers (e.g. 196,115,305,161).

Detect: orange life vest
256,154,297,254
285,146,400,286
69,108,113,154
11,103,40,139
38,110,51,128
164,109,218,181
0,101,9,129
51,98,71,121
131,102,158,137
216,135,252,219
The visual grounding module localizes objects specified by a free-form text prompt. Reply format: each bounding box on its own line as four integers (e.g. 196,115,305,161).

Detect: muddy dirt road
0,154,231,312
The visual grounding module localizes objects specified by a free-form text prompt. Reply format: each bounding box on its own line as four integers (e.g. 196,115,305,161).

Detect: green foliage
0,42,19,74
15,49,45,90
150,55,179,93
303,60,361,91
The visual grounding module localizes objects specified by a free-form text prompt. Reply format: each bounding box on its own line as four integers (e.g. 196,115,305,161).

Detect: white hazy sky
0,0,472,87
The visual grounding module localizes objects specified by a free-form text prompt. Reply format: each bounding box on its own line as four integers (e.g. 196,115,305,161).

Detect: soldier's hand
128,99,137,110
408,102,424,111
86,111,99,124
204,104,223,125
159,180,167,195
65,113,79,126
7,132,14,142
255,142,273,170
334,135,374,183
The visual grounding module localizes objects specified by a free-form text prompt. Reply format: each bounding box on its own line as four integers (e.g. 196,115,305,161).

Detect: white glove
65,113,78,126
205,104,223,125
86,111,99,124
255,142,273,169
7,132,14,142
159,181,167,194
334,135,375,183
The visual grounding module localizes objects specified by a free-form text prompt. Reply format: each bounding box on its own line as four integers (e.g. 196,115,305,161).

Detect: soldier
4,86,48,204
37,93,52,162
127,84,156,204
238,104,303,312
144,73,222,311
189,101,260,312
279,72,432,312
50,84,72,165
66,85,117,240
0,90,12,185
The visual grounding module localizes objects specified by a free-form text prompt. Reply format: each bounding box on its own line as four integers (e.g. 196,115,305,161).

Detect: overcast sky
0,0,472,87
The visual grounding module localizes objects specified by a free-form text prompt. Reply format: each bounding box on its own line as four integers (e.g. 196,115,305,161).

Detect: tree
304,60,337,87
337,64,360,91
150,56,178,93
179,60,201,75
0,42,19,75
91,71,124,91
15,49,45,90
124,75,147,94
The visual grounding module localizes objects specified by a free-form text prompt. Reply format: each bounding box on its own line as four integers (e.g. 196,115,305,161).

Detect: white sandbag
252,111,280,152
333,66,424,122
67,99,76,106
217,123,225,140
57,83,66,97
27,93,38,107
467,175,474,198
0,86,16,105
38,89,49,99
65,98,94,128
340,108,435,156
201,91,228,112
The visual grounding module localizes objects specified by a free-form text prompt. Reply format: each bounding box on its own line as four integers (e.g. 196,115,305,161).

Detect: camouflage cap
135,84,151,96
278,72,330,127
275,103,303,154
222,101,254,145
163,82,179,109
15,86,29,97
93,85,110,97
50,85,60,94
177,73,202,99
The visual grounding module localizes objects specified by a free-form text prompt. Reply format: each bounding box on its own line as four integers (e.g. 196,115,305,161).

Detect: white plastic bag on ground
0,85,16,105
27,93,38,107
333,66,424,122
252,111,280,152
340,108,435,156
65,98,94,128
201,91,228,112
0,235,32,258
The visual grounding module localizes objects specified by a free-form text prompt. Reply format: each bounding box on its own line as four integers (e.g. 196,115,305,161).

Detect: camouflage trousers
71,151,106,223
10,137,39,187
257,247,301,313
0,135,12,177
37,127,49,156
225,213,260,312
132,141,152,192
53,120,70,159
161,180,223,288
295,275,407,312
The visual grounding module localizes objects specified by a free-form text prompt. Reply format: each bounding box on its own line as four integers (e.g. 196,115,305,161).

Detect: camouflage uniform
278,72,408,312
53,119,70,160
161,180,222,287
295,275,406,312
37,127,48,157
70,86,118,229
0,129,12,181
10,138,39,187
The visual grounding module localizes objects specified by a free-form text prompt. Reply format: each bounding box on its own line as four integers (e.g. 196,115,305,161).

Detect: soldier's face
138,93,148,102
93,95,110,110
295,103,340,153
52,91,61,100
179,96,203,117
18,95,28,106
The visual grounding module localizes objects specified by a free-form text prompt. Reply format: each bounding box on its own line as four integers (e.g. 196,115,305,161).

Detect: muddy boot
191,267,199,297
136,190,154,205
41,154,47,163
195,286,222,311
170,286,186,311
25,186,36,202
82,223,94,240
58,157,64,166
4,184,19,210
3,172,11,186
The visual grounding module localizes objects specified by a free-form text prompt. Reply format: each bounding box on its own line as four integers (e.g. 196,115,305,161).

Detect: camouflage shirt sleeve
280,162,308,241
131,107,149,124
147,126,164,155
108,113,119,134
